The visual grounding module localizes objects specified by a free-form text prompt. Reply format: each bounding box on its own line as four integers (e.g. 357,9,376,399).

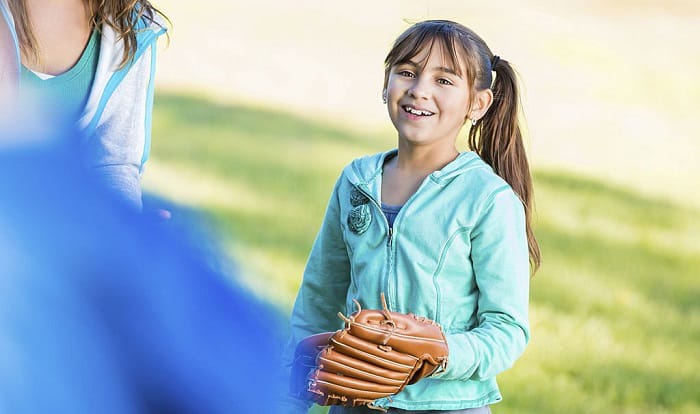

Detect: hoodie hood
343,149,492,200
78,13,166,132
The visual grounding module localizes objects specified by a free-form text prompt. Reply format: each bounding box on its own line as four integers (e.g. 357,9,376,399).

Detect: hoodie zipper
357,173,433,311
386,225,394,309
351,151,475,312
356,186,394,306
383,172,440,311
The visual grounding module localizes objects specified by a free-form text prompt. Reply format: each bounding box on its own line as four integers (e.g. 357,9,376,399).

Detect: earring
471,118,477,126
382,91,387,104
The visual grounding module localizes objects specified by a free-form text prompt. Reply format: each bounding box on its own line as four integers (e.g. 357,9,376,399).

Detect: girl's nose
408,78,430,100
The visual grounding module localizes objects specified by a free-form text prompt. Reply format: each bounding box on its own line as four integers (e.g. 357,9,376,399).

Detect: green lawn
144,92,700,414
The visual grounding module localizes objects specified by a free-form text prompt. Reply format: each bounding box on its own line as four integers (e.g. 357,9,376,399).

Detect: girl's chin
397,125,439,141
396,130,461,148
397,135,438,146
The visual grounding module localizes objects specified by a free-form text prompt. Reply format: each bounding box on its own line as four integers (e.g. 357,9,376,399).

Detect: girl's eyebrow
400,60,461,78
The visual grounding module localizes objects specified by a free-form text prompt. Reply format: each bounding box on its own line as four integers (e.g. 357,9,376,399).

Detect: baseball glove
290,332,333,400
291,295,448,410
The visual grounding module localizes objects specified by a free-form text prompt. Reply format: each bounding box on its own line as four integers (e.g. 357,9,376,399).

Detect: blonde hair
8,0,168,69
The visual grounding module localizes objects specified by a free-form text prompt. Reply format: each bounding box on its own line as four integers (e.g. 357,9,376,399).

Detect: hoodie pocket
432,227,477,324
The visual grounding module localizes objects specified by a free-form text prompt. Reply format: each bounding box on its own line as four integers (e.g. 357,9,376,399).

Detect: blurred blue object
0,125,284,413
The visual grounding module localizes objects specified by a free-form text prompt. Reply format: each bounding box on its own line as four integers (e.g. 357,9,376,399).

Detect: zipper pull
387,227,393,246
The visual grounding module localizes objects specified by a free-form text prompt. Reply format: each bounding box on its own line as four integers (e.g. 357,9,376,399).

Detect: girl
0,0,167,209
285,20,540,413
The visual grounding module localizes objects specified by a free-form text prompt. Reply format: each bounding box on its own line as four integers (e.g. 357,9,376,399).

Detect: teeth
404,106,433,116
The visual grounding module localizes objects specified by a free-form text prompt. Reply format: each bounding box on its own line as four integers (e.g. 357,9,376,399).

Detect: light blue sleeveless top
20,28,100,123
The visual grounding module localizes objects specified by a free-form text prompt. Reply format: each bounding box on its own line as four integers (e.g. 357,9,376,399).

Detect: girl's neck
394,140,459,175
22,0,92,75
380,142,459,206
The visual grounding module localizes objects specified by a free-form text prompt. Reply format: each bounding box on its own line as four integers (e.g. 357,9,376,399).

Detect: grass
143,91,700,414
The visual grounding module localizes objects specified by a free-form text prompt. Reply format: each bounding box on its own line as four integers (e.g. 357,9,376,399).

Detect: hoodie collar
345,149,483,198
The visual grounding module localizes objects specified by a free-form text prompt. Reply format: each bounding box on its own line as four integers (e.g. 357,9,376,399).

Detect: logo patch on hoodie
350,186,370,207
348,204,371,235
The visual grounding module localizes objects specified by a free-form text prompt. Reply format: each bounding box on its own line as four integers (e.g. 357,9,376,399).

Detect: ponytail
469,58,541,273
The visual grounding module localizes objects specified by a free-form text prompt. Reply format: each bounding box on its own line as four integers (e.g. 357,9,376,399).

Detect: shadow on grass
149,91,699,414
534,170,695,229
533,170,700,318
154,92,380,149
536,221,700,310
151,93,385,245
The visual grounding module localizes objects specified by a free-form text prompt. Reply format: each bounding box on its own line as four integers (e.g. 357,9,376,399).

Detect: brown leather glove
290,332,333,401
292,295,448,410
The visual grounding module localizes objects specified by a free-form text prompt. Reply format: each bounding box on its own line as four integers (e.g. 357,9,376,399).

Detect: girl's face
385,44,471,150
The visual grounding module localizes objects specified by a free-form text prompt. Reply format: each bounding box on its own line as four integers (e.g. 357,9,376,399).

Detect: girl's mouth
402,105,434,117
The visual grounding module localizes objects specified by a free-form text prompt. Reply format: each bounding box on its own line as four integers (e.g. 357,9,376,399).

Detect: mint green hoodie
287,149,530,411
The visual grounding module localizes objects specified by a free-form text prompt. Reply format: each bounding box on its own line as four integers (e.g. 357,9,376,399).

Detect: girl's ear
469,89,494,122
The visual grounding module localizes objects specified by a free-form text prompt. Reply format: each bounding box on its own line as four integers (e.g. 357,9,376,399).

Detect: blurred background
142,1,699,413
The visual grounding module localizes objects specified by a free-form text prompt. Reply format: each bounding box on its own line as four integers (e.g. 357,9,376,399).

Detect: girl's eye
437,78,453,85
398,70,415,78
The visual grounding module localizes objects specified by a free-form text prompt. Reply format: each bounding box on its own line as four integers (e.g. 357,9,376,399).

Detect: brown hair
384,20,541,272
8,0,168,69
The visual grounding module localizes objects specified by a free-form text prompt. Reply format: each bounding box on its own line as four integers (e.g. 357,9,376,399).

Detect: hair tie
491,55,500,71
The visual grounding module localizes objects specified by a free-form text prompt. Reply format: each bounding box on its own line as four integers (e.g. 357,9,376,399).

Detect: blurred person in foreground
0,0,167,209
0,122,285,413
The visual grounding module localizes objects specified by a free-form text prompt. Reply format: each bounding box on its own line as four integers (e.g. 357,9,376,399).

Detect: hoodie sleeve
83,42,156,210
286,174,352,349
435,187,531,381
82,19,165,211
279,175,352,412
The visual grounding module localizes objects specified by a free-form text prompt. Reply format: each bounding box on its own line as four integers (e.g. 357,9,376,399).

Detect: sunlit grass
144,92,700,414
145,92,389,307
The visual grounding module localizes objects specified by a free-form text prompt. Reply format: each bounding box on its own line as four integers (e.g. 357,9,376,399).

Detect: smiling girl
285,20,541,413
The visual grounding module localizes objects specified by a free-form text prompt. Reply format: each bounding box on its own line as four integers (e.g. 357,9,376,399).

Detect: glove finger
331,330,417,369
290,354,316,397
295,332,334,357
307,382,385,408
407,361,439,385
312,369,400,397
349,318,447,358
348,310,448,357
318,348,408,386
